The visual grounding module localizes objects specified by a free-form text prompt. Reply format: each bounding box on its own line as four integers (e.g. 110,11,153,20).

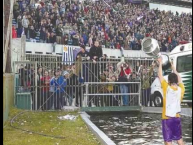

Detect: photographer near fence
117,60,132,106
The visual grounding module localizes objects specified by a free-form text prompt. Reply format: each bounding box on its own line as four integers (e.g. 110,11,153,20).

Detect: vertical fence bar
139,82,141,106
13,62,16,107
85,84,88,107
35,61,38,110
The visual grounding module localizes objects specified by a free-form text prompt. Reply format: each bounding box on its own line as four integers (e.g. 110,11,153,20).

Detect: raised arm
158,57,164,82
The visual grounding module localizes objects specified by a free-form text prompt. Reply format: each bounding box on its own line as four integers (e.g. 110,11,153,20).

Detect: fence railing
13,57,156,111
83,82,141,107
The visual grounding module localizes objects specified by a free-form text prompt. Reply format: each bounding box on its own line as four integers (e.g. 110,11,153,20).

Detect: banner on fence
62,46,74,65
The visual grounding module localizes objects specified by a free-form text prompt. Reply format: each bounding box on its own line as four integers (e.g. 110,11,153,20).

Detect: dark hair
37,67,42,71
168,73,178,85
103,54,107,57
80,44,85,50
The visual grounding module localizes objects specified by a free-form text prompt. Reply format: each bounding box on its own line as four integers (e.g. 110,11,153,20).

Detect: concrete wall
23,41,154,58
3,74,14,124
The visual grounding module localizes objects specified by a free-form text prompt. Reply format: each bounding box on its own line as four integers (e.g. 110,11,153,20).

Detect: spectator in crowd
17,15,23,37
105,64,117,106
22,15,29,38
29,25,37,42
88,41,103,107
41,70,51,110
40,27,47,43
19,64,26,89
117,60,132,106
129,72,140,105
53,69,66,110
13,2,20,20
37,66,43,110
12,25,17,38
76,45,90,60
49,70,56,109
63,34,69,45
72,33,80,46
56,23,63,44
63,71,73,106
64,68,79,106
49,32,57,43
26,65,35,110
139,62,155,106
49,32,57,52
89,40,103,81
75,45,90,83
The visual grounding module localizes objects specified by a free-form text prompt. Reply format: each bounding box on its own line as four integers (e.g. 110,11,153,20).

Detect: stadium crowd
13,0,192,52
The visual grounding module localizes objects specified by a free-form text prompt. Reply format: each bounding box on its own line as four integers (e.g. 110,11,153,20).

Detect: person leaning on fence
76,45,90,60
76,45,90,81
89,40,103,82
53,69,67,110
157,58,185,145
139,62,155,107
117,60,132,106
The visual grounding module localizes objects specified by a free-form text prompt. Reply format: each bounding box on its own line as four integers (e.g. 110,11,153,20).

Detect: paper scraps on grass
57,115,78,121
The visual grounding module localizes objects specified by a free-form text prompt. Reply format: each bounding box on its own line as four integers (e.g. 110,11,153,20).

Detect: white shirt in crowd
22,16,29,28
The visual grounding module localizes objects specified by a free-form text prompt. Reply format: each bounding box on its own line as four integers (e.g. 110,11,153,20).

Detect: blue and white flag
62,46,74,65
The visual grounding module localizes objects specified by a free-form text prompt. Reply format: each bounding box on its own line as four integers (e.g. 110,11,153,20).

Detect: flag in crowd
62,46,74,65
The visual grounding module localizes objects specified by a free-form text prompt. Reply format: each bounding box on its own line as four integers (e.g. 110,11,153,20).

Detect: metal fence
13,57,156,110
83,82,141,107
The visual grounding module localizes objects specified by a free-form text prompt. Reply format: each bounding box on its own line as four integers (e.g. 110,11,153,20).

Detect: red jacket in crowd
84,7,89,14
41,76,51,92
116,43,121,49
120,67,131,77
12,26,17,38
